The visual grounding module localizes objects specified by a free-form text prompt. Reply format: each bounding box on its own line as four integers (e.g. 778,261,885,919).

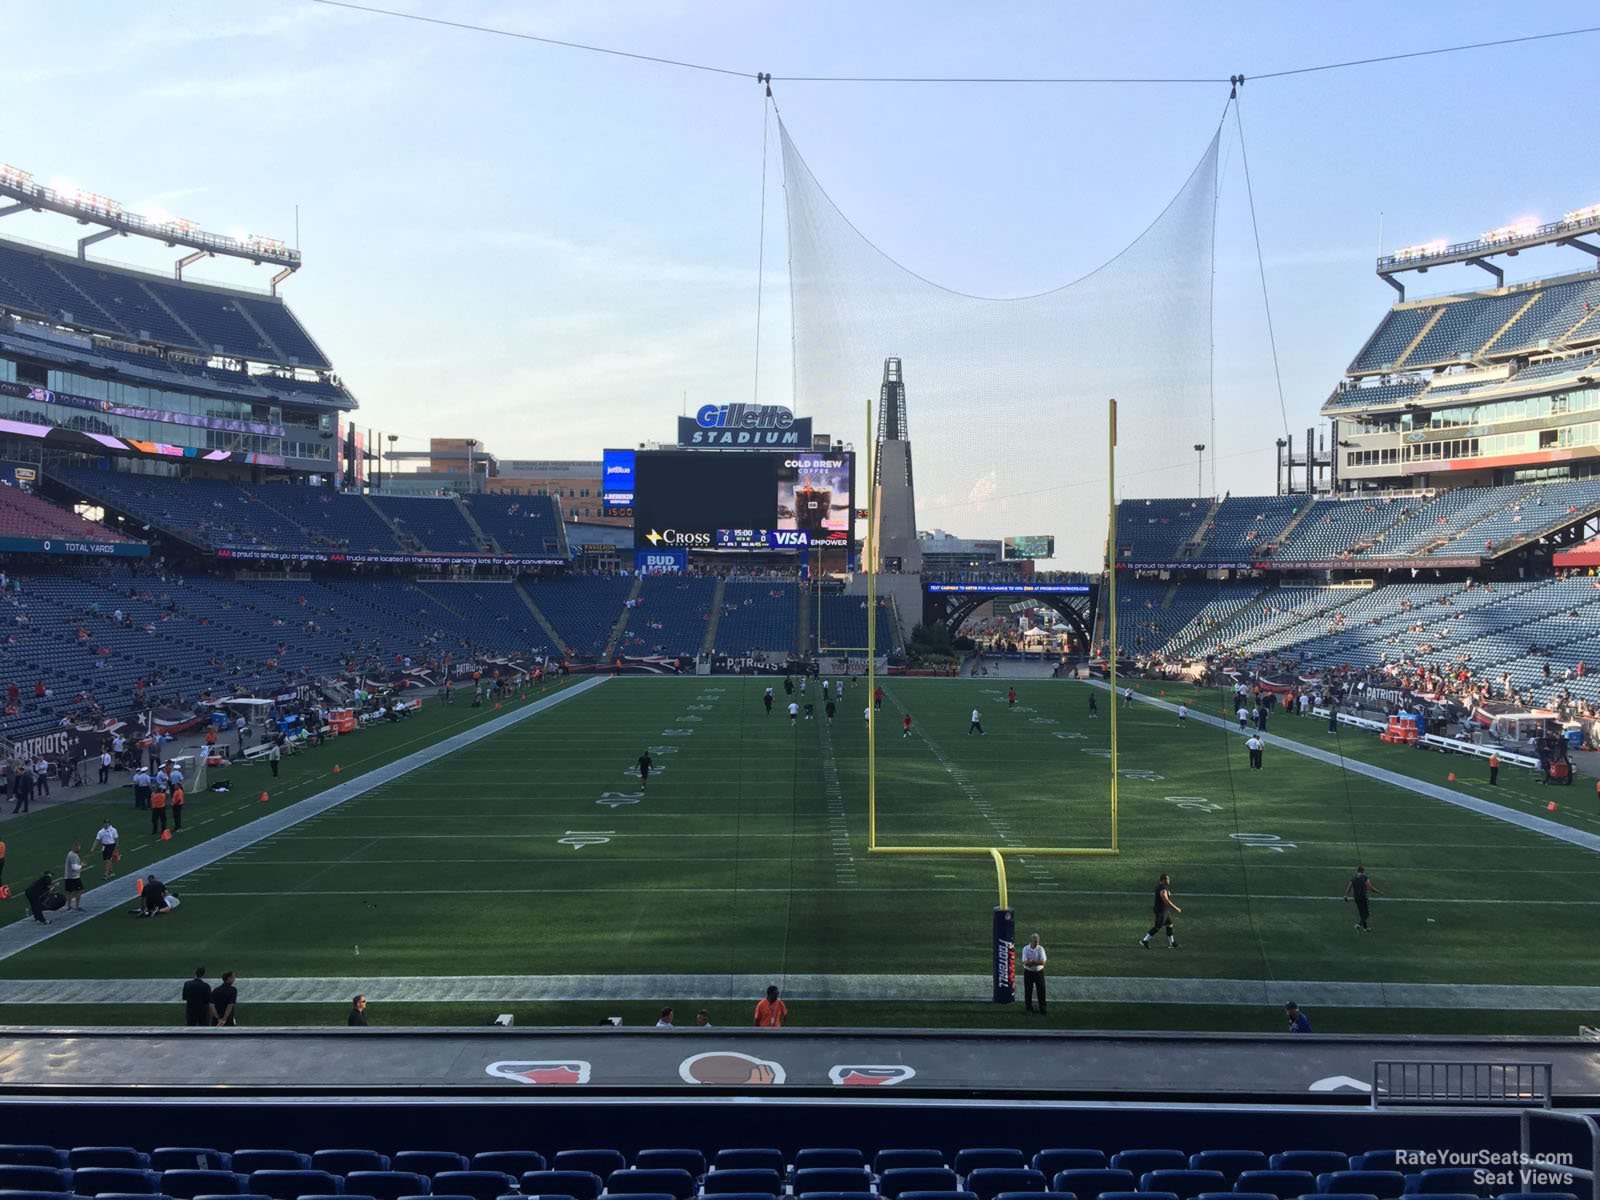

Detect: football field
0,674,1596,1033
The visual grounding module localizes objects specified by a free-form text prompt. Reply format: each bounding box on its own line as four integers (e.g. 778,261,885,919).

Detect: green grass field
1,674,1595,1034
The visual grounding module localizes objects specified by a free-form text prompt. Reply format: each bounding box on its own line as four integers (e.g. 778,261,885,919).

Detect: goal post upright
1107,396,1120,853
866,389,878,852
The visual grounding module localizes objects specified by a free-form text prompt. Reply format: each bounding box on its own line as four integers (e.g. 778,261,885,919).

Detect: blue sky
5,1,1599,541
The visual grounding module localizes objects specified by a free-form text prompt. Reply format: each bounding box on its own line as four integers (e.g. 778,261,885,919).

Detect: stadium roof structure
1377,201,1600,299
0,162,300,291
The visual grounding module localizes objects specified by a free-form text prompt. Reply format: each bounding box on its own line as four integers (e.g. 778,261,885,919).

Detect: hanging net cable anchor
757,71,772,96
1229,73,1245,98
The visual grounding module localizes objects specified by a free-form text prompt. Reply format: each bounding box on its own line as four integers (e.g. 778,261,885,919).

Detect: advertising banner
635,548,687,573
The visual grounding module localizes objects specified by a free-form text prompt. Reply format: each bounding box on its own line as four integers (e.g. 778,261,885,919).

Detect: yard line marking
0,677,608,963
1098,681,1600,856
1,972,1592,1010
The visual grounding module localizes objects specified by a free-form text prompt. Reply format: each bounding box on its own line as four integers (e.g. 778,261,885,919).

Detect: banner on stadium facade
992,907,1016,1003
635,548,686,573
215,548,565,567
0,535,149,558
7,725,109,765
677,403,812,448
925,582,1091,595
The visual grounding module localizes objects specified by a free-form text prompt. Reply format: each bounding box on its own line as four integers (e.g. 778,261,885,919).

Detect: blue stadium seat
711,1156,785,1177
1350,1157,1404,1175
794,1154,867,1174
1400,1195,1479,1200
1403,1175,1484,1197
1268,1157,1348,1179
429,1176,514,1200
699,1194,782,1200
93,1194,175,1200
231,1160,310,1180
966,1171,1046,1200
306,1195,372,1200
881,1170,961,1198
1199,1193,1278,1200
518,1172,600,1200
346,1175,432,1200
792,1193,873,1200
193,1194,270,1200
895,1191,975,1200
0,1171,73,1195
312,1155,389,1177
151,1157,231,1176
1111,1157,1186,1182
72,1170,161,1196
549,1155,622,1185
160,1175,248,1200
791,1170,873,1198
633,1155,705,1180
422,1195,483,1200
247,1171,341,1200
603,1171,695,1200
1138,1174,1224,1200
957,1155,1027,1177
996,1192,1077,1200
703,1171,782,1196
1188,1155,1267,1186
390,1159,466,1183
70,1154,150,1172
1034,1155,1106,1178
1319,1173,1406,1198
0,1192,73,1200
1494,1194,1579,1200
876,1155,947,1175
1096,1192,1178,1200
1052,1174,1137,1200
0,1151,66,1170
467,1158,543,1181
1236,1171,1317,1199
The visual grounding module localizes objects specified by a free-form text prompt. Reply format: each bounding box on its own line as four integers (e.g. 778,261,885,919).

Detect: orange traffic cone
1548,801,1559,812
1447,772,1456,782
495,703,502,711
0,884,11,900
332,765,342,775
134,878,145,896
259,791,270,804
160,829,171,842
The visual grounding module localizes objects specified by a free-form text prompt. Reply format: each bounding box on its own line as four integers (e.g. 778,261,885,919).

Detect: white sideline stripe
0,678,608,963
0,972,1592,1010
1097,681,1600,855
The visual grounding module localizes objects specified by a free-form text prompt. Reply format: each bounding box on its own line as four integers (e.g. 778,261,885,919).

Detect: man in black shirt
348,994,368,1026
212,971,239,1026
636,751,652,792
1344,865,1381,932
181,967,215,1027
22,871,53,924
1140,872,1182,949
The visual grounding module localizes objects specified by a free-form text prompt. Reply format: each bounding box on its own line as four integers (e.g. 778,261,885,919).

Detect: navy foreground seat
1138,1172,1225,1200
0,1193,74,1200
90,1194,175,1200
518,1172,601,1200
1494,1194,1579,1200
550,1156,622,1185
0,1170,72,1194
70,1155,151,1173
0,1151,69,1169
160,1171,246,1199
194,1194,271,1200
897,1192,975,1200
792,1172,873,1198
1236,1172,1316,1199
1200,1193,1280,1200
712,1156,785,1177
703,1171,782,1196
695,1194,779,1200
1035,1154,1106,1178
1110,1157,1186,1182
1188,1154,1267,1186
1320,1173,1407,1198
429,1176,514,1200
882,1170,961,1198
1269,1157,1348,1178
957,1154,1027,1177
877,1155,947,1175
1097,1192,1179,1200
312,1156,388,1178
346,1175,431,1200
390,1159,466,1183
248,1172,341,1200
634,1154,705,1179
1404,1174,1484,1197
1351,1156,1404,1175
152,1156,231,1176
794,1154,866,1174
231,1159,309,1179
967,1171,1046,1200
794,1194,874,1200
1052,1174,1137,1200
605,1172,694,1200
423,1195,482,1200
998,1193,1078,1200
72,1170,161,1195
468,1158,543,1181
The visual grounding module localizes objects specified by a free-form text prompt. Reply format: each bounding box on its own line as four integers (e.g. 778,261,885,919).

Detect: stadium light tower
1192,444,1205,498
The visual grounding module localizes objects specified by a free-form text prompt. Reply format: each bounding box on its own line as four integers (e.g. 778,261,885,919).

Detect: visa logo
769,529,811,548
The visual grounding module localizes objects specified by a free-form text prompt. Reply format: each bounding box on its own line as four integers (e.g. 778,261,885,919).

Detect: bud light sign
635,548,686,573
993,906,1016,1004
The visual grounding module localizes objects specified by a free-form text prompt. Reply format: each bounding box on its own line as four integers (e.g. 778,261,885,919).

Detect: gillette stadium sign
678,403,812,447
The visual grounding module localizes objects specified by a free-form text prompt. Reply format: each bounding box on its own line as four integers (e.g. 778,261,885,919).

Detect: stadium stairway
699,577,727,656
1178,496,1225,561
361,497,423,553
142,283,208,346
231,301,289,363
1480,290,1544,357
602,575,646,661
1262,496,1318,556
454,498,498,553
1391,306,1444,370
512,581,572,657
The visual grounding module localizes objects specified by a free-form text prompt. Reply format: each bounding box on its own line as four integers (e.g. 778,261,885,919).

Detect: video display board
631,449,854,551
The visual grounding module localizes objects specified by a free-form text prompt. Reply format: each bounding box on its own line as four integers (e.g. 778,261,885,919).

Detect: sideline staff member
1021,933,1048,1014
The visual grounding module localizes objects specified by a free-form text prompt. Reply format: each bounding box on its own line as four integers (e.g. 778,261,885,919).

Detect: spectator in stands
695,1009,712,1027
212,971,238,1027
754,985,788,1028
182,967,215,1027
347,994,368,1026
1284,1001,1312,1033
655,1007,675,1028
